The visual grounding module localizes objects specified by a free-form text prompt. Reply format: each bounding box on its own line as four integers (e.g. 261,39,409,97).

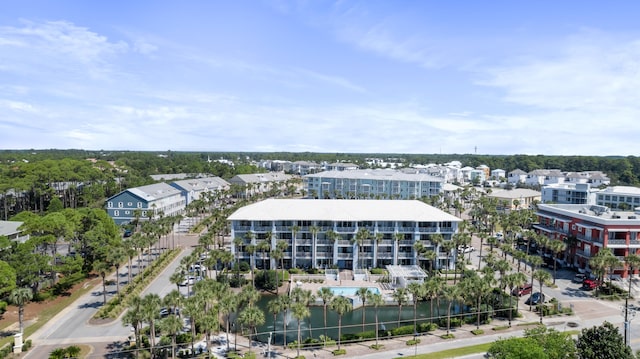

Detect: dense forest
1,149,639,220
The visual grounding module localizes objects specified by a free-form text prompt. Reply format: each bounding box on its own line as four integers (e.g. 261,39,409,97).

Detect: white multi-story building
304,169,444,199
541,183,598,205
596,186,640,210
228,199,462,271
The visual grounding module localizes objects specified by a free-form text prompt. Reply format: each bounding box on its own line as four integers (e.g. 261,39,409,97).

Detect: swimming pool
324,286,381,297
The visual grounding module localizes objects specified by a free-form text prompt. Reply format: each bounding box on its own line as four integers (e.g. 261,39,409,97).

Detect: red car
511,283,533,297
582,279,601,290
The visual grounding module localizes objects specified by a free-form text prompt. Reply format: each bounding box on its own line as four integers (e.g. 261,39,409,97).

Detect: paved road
24,233,200,357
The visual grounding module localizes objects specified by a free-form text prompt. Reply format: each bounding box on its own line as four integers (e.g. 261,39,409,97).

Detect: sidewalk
262,309,546,359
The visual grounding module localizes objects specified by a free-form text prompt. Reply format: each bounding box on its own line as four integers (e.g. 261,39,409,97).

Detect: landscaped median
93,248,182,321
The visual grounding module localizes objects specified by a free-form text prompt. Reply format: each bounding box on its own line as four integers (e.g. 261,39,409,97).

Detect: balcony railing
608,239,627,245
418,227,437,233
337,253,352,259
336,227,356,232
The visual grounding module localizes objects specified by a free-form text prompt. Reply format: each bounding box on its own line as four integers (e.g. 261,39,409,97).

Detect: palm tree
198,312,219,354
527,255,543,310
276,239,289,286
164,289,183,318
317,287,334,340
267,296,283,334
310,225,320,268
290,225,300,268
441,285,462,335
257,238,271,270
407,282,425,333
141,293,162,357
292,302,311,358
238,306,265,354
533,269,552,323
271,248,284,294
504,272,527,327
367,292,385,347
391,287,408,326
356,287,370,331
93,259,112,305
161,314,184,359
625,254,640,298
246,244,257,287
549,239,567,284
354,228,371,270
330,296,353,351
9,287,32,333
123,295,144,352
219,293,238,351
107,245,127,297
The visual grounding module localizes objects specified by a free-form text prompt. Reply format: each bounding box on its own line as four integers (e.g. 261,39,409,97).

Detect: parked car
123,229,133,237
159,307,180,317
582,278,601,290
495,232,504,240
179,276,201,286
525,292,545,305
458,245,475,254
572,273,586,284
511,283,533,297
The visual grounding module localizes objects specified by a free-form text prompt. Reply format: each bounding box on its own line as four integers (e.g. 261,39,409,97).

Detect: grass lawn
402,342,492,359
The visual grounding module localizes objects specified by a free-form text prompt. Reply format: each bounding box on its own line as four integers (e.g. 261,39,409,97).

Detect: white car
458,245,475,254
495,232,504,240
179,276,201,286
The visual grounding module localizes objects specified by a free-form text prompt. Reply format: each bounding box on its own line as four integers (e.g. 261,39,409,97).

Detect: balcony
336,227,356,233
399,240,414,245
337,253,352,259
398,227,415,233
575,250,589,258
608,239,628,246
336,240,351,246
377,252,393,259
577,233,604,244
295,239,312,245
417,227,437,233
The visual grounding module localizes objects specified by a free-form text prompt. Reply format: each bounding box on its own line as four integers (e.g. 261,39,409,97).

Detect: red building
534,204,640,278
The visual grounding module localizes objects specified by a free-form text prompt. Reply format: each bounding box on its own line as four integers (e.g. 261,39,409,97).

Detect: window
114,210,120,216
107,202,113,208
127,202,133,206
137,202,143,208
142,211,147,217
125,211,130,215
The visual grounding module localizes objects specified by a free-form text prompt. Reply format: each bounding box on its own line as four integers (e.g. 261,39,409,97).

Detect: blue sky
2,1,640,155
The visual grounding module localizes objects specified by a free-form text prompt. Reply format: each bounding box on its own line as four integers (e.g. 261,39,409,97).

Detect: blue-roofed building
106,183,186,225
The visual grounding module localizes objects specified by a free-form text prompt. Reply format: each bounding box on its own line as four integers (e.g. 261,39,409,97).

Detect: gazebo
385,265,428,288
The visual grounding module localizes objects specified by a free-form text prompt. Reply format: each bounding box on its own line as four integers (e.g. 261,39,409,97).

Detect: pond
252,294,466,345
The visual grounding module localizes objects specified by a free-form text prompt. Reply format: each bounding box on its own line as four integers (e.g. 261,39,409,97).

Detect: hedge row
94,249,181,319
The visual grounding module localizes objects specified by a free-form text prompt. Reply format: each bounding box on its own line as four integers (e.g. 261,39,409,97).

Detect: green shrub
370,344,383,350
493,325,509,331
406,338,421,346
390,324,415,336
370,268,386,275
471,329,484,335
441,333,455,339
332,349,346,356
0,301,7,314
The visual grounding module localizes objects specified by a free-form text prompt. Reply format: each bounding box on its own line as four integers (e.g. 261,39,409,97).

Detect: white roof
228,199,462,222
488,188,541,199
0,221,23,236
128,182,182,201
599,186,640,195
305,169,443,182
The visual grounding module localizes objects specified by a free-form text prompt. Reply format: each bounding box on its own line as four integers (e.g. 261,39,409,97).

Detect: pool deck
290,270,398,307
